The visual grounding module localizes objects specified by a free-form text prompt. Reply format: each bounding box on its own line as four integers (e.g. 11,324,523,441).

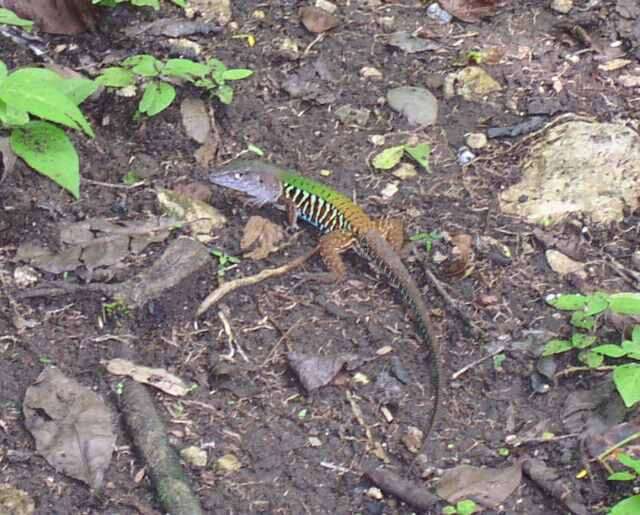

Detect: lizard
208,159,442,444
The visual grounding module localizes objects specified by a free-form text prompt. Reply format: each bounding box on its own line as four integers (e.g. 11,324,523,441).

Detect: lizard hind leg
310,230,354,283
373,217,405,253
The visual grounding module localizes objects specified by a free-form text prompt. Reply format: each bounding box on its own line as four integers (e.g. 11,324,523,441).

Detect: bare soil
1,1,640,514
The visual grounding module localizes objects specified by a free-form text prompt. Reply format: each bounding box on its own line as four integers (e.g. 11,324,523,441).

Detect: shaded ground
1,1,640,513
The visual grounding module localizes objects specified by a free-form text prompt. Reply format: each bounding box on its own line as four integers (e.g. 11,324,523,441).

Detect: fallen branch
196,246,319,317
121,379,203,515
364,467,440,511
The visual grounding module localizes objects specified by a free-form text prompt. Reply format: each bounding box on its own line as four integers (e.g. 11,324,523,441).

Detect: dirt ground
1,1,640,513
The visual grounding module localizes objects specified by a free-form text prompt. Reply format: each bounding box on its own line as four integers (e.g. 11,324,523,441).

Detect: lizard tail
361,229,442,444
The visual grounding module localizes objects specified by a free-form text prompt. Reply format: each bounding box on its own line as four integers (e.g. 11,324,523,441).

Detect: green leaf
592,344,627,358
124,55,162,77
58,78,97,105
0,69,94,137
546,293,588,311
207,58,227,84
633,326,640,345
570,311,595,331
372,145,405,170
194,78,215,90
404,143,431,171
622,340,640,355
442,507,457,515
130,0,160,8
618,452,640,475
162,59,210,80
216,84,234,105
614,364,640,408
171,0,186,6
609,494,640,514
0,61,7,82
542,339,572,356
0,101,29,126
96,67,136,88
222,68,253,81
609,293,640,315
0,8,34,29
10,121,80,198
578,350,603,368
584,292,610,316
456,499,478,515
608,471,636,481
138,81,176,116
571,333,596,349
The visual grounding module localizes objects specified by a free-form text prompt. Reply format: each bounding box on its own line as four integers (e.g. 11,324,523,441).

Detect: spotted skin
209,160,441,443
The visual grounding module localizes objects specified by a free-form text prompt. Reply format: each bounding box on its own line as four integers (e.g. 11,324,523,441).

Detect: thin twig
452,345,505,380
196,246,320,317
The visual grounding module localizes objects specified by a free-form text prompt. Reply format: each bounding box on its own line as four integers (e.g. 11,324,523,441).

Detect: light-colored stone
550,0,573,14
500,121,640,225
392,162,418,180
545,250,586,277
180,446,208,467
466,132,487,149
360,66,383,80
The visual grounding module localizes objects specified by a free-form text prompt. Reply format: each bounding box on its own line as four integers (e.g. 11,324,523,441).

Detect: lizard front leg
373,218,405,253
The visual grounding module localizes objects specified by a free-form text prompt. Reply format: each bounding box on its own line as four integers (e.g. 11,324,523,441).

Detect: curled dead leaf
241,216,285,260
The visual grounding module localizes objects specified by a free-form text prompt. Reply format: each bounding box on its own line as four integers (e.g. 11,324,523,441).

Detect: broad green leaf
10,121,79,198
584,292,610,316
456,499,478,515
131,0,160,8
609,293,640,315
0,8,34,29
0,60,7,81
372,145,405,170
542,339,572,356
216,84,234,105
570,311,595,331
138,81,176,116
0,101,29,126
0,69,94,137
162,59,209,80
609,494,640,515
546,293,588,311
208,58,227,84
614,364,640,408
608,471,636,481
618,452,640,475
634,326,640,345
578,350,603,368
124,55,161,77
222,68,253,81
571,333,596,349
592,344,627,358
58,78,97,105
622,340,640,355
404,142,431,171
96,67,136,88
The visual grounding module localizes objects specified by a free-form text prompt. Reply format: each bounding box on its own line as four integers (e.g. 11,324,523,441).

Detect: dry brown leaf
23,368,115,490
240,216,285,260
445,233,474,276
300,6,338,33
439,0,503,23
103,358,190,396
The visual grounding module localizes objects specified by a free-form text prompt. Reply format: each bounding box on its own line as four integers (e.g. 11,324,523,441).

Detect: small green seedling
210,248,241,278
442,499,479,515
544,292,640,409
410,230,442,253
102,299,131,320
122,170,142,185
372,142,431,172
92,0,185,9
0,8,33,29
96,55,253,117
606,453,640,514
0,61,96,198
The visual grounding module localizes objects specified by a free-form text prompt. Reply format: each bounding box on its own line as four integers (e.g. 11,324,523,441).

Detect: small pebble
466,132,487,149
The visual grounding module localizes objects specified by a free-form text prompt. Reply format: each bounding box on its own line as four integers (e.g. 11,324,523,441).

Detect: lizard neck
280,173,372,233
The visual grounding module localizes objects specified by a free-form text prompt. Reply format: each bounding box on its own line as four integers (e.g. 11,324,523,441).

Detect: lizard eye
234,172,242,179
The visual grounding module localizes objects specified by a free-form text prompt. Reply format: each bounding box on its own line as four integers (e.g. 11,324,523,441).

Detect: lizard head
208,160,283,206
